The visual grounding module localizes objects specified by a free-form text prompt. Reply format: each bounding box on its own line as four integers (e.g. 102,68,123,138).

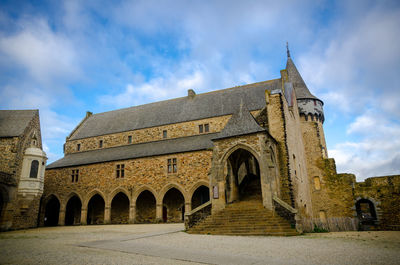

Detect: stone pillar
58,210,65,226
80,208,87,225
185,202,191,214
230,173,240,202
156,203,162,222
104,206,111,224
129,205,136,224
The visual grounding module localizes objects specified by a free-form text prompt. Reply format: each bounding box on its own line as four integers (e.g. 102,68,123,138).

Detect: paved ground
0,224,399,265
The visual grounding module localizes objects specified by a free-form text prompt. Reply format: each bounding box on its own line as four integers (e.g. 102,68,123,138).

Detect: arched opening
225,148,261,203
87,194,105,225
162,188,185,223
44,196,60,226
135,190,156,223
65,196,81,226
191,185,210,209
111,192,129,224
356,199,377,225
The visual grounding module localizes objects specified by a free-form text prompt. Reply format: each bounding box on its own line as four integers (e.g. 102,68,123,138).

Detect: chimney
188,89,196,98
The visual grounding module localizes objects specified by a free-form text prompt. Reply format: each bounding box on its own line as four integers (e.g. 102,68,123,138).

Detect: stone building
38,52,400,233
0,110,47,231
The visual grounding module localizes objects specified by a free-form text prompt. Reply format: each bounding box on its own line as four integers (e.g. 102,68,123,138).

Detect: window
29,160,39,178
204,123,209,132
99,140,103,148
167,158,177,173
314,176,321,190
163,130,167,139
199,123,210,134
77,143,81,151
71,169,79,182
116,164,125,178
128,135,132,144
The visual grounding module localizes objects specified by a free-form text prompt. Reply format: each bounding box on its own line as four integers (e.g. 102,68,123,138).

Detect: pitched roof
286,57,320,101
0,110,37,137
213,105,265,140
47,133,216,169
69,79,281,140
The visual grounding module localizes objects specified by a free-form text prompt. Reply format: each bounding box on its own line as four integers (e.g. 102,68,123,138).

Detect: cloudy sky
1,0,399,181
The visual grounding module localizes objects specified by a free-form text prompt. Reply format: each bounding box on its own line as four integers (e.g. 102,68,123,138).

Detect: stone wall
355,175,400,230
65,115,233,154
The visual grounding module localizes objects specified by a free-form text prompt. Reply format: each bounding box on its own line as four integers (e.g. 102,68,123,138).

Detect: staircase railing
272,195,298,229
184,201,212,230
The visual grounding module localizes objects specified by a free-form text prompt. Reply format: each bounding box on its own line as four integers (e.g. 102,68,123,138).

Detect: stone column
80,208,87,225
156,203,162,222
58,210,65,226
185,202,191,214
129,205,136,224
104,206,111,224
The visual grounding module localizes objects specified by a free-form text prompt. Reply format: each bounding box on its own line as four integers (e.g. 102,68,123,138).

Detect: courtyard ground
0,224,399,265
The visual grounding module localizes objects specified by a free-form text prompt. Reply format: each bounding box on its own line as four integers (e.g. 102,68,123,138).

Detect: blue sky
1,0,399,181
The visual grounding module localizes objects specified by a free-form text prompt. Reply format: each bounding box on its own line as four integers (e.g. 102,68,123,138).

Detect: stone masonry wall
355,175,400,230
65,115,233,154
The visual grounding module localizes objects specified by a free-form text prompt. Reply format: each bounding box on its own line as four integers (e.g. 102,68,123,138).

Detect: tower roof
286,56,321,102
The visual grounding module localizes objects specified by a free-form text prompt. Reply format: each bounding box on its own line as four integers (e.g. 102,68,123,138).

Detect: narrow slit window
167,159,172,173
99,140,103,148
204,123,209,132
199,124,203,133
77,143,81,151
29,160,39,178
173,158,177,173
163,130,167,139
128,135,132,144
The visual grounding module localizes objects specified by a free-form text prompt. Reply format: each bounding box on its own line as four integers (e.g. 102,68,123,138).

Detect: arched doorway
87,194,105,225
65,195,81,225
191,185,210,209
162,188,185,223
111,192,129,224
356,199,377,226
135,190,156,223
44,195,60,226
225,148,261,203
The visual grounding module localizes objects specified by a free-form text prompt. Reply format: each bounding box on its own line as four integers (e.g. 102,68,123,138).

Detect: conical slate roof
213,104,265,140
286,57,320,101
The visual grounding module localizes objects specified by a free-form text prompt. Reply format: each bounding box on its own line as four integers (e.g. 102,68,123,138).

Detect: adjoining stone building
36,52,400,233
0,110,47,231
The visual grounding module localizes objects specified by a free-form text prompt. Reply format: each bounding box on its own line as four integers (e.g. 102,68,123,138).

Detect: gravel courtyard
0,224,399,265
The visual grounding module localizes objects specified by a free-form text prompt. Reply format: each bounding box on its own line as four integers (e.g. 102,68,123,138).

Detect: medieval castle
1,52,399,233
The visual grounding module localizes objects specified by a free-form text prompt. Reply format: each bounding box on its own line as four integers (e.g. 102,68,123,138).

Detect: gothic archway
191,185,210,209
225,148,261,203
162,188,185,223
111,192,129,224
65,195,82,225
87,194,105,225
135,190,156,223
44,195,60,226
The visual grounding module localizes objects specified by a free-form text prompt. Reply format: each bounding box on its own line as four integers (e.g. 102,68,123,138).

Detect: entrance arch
135,190,156,223
111,192,129,224
65,195,81,225
87,194,105,225
225,148,261,203
191,185,210,209
44,195,60,226
162,188,185,223
356,199,377,225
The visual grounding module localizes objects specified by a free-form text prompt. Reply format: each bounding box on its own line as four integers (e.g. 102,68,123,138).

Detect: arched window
30,160,39,178
314,176,321,190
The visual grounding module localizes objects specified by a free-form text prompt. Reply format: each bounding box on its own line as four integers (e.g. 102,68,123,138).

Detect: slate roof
286,57,320,101
69,79,281,140
213,105,265,140
0,110,37,137
47,133,217,169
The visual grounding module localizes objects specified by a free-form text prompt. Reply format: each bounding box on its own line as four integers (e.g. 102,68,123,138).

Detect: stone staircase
187,198,298,236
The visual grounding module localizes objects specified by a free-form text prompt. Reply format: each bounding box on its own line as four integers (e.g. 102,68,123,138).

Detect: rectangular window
116,164,125,178
204,123,209,132
71,169,79,182
99,140,103,148
128,135,132,144
77,144,81,151
163,130,167,139
199,124,203,133
168,158,177,173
